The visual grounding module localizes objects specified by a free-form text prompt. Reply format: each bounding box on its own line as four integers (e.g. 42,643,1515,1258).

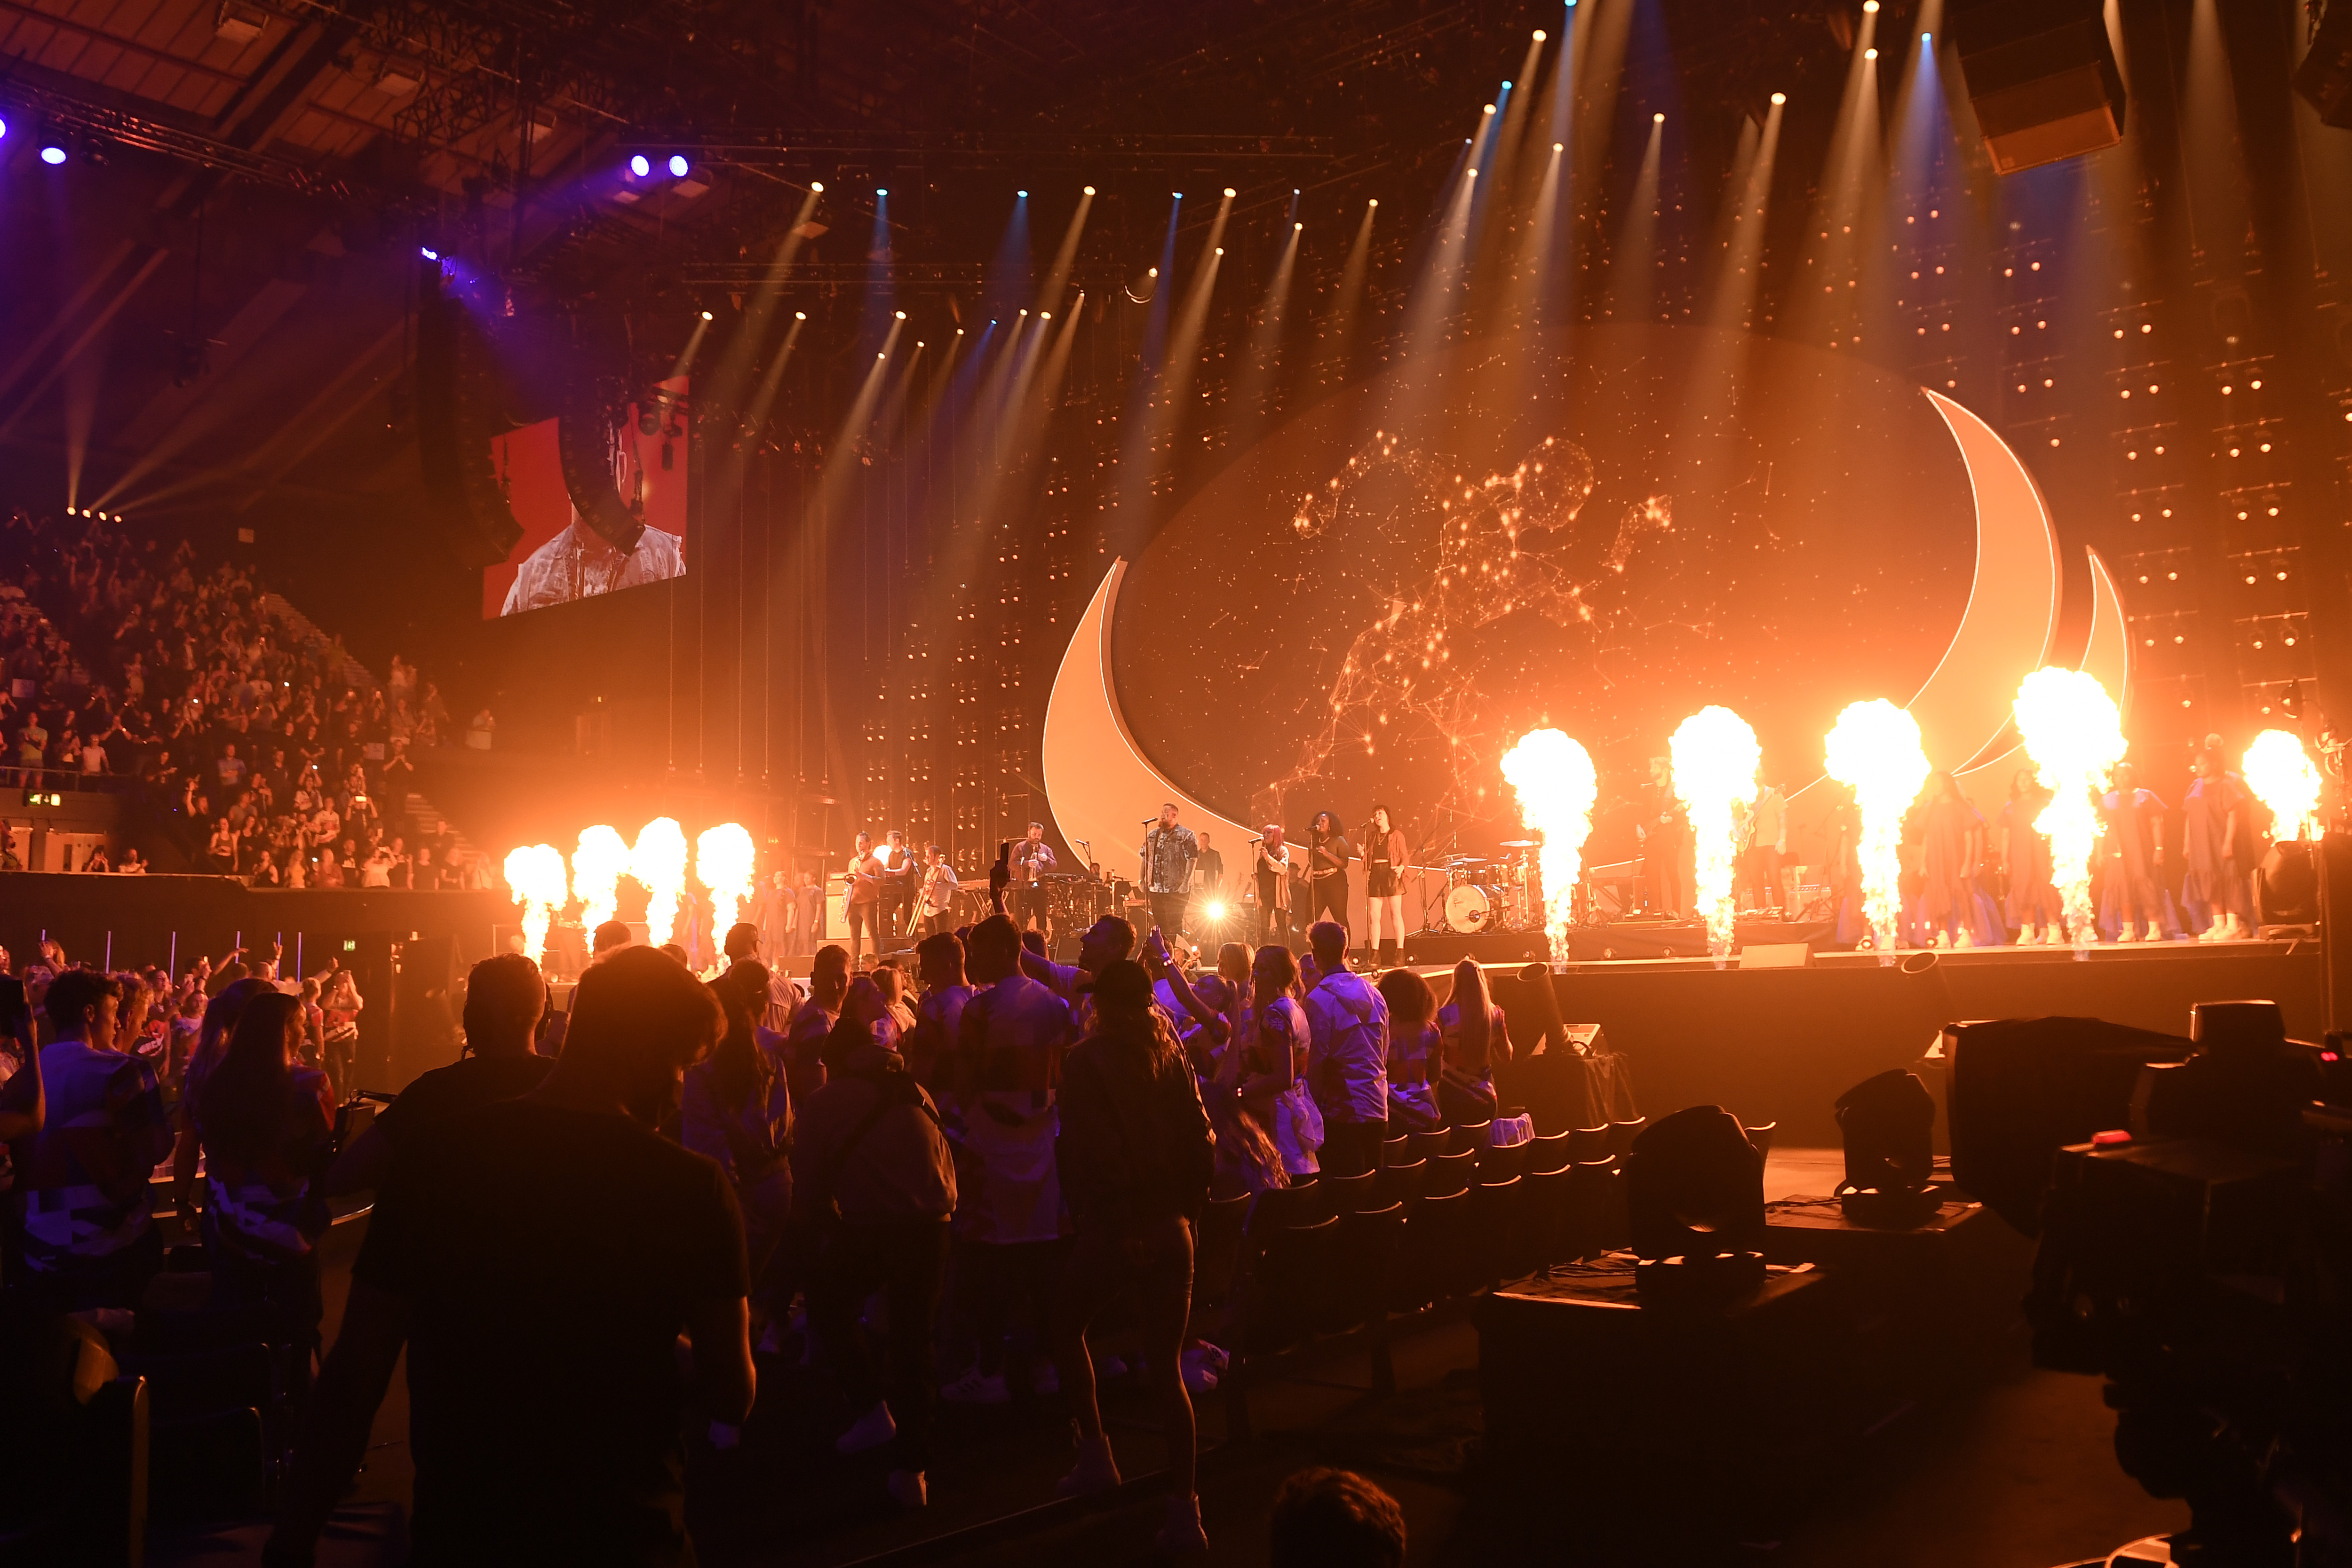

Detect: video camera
1953,1001,2352,1563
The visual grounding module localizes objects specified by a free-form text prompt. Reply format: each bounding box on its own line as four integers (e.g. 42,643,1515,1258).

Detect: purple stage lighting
0,116,8,141
628,154,652,178
667,154,690,178
40,144,67,165
421,246,439,261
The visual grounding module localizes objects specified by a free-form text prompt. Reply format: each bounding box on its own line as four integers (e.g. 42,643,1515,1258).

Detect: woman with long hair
2002,766,2063,945
1362,804,1409,969
1222,944,1319,1182
684,964,794,1337
169,977,276,1219
1376,968,1442,1134
320,968,362,1092
1049,958,1215,1553
195,991,337,1338
1434,959,1512,1128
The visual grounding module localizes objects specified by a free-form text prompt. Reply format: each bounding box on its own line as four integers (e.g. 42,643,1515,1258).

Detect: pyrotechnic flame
1670,705,1761,960
631,817,690,947
696,823,758,937
2242,729,2324,842
2011,666,2126,951
572,824,632,933
1822,700,1931,958
1500,727,1598,968
503,844,569,962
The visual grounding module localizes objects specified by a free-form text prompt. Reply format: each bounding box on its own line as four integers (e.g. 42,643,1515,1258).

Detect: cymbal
1497,839,1538,848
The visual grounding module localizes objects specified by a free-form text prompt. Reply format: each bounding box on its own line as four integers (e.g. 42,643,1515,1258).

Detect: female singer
1434,958,1512,1128
1363,804,1409,969
1307,812,1356,933
2001,767,2064,945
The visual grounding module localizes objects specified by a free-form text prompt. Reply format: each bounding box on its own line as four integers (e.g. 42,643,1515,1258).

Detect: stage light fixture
1653,111,1666,124
667,154,690,178
1017,189,1028,198
1921,29,1931,39
1295,222,1303,230
1040,312,1050,320
1553,141,1564,151
795,311,806,320
628,154,651,177
875,187,887,196
1083,184,1096,195
0,115,8,140
1533,27,1546,40
1223,186,1236,197
810,181,824,193
1772,91,1787,104
699,309,713,321
420,246,438,260
1368,198,1378,207
1866,46,1879,58
39,143,68,165
1484,104,1496,114
895,310,906,319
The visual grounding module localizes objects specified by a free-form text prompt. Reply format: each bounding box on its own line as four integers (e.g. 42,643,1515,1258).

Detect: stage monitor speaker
1952,0,2125,174
2312,833,2352,1033
1738,942,1812,970
1404,928,1549,968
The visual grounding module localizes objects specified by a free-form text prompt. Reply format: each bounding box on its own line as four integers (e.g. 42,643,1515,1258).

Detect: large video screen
483,377,690,619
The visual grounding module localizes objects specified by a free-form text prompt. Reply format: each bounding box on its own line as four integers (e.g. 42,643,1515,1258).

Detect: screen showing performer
483,378,690,619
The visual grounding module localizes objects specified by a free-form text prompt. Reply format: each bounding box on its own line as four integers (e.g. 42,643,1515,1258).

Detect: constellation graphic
1255,429,1677,840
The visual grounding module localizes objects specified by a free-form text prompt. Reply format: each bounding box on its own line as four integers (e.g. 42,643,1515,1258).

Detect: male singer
1141,802,1200,942
1010,821,1057,939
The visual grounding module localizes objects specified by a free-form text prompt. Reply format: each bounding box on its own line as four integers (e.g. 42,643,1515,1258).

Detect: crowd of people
0,893,1481,1562
1,505,493,887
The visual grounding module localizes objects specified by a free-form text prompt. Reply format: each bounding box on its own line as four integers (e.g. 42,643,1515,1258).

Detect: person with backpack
792,976,957,1510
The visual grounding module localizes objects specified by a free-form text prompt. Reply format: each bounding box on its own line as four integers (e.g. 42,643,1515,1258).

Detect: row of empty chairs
1194,1111,1780,1435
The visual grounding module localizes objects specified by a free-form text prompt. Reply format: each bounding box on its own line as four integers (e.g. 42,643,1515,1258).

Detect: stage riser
1492,946,2325,1147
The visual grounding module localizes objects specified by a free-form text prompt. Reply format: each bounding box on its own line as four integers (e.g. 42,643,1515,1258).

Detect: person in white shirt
1300,922,1389,1176
500,511,684,616
917,844,960,938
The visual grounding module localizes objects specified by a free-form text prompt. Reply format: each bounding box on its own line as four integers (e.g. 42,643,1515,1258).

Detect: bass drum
1444,883,1498,932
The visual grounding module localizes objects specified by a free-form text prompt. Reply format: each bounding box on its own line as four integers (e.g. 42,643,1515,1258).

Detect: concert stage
1468,938,2325,1148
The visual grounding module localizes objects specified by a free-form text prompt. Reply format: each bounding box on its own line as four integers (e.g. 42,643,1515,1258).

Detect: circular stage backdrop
1109,324,2002,856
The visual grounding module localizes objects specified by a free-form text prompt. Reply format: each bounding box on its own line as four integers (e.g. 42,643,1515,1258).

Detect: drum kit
1433,839,1543,933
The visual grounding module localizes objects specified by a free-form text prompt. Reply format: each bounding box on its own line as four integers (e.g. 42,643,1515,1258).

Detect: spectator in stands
319,968,362,1091
1435,958,1512,1128
192,992,336,1344
794,974,956,1510
591,919,634,958
1269,1467,1408,1568
905,931,973,1092
11,969,172,1309
685,963,793,1378
324,954,553,1196
0,974,46,1284
1303,921,1389,1178
268,946,750,1568
943,915,1072,1405
786,943,850,1104
1377,968,1444,1134
1049,958,1214,1552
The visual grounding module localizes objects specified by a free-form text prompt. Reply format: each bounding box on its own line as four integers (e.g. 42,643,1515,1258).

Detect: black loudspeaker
2295,0,2352,128
414,271,525,568
1403,928,1549,967
2310,834,2352,1033
1952,0,2125,174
